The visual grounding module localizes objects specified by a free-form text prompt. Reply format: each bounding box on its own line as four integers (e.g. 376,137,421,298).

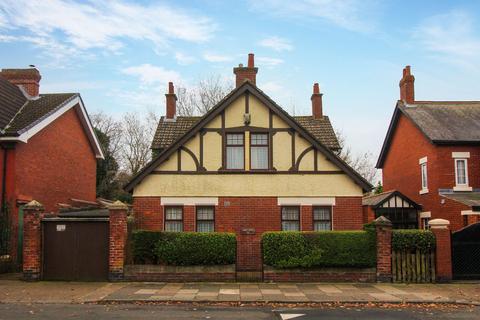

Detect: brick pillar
301,206,313,231
429,219,452,282
184,205,195,232
109,201,128,281
22,200,44,281
374,216,392,282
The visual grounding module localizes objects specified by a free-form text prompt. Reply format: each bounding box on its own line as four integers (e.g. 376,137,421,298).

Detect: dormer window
452,152,472,191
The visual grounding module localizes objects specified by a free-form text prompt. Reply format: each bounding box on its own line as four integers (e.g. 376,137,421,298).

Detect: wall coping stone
125,264,236,274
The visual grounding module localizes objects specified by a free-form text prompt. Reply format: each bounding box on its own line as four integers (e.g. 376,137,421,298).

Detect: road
0,303,478,320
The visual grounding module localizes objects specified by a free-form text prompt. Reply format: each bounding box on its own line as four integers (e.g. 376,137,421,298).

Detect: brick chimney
233,53,258,87
165,82,177,119
399,65,415,104
311,83,323,119
0,68,41,97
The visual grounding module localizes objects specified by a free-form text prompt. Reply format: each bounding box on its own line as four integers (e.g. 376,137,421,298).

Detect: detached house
377,66,480,231
126,54,372,277
0,68,103,263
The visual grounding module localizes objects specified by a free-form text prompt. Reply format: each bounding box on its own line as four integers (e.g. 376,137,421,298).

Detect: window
165,206,183,232
226,133,244,169
455,159,468,186
250,133,269,169
421,163,428,189
281,206,300,231
196,206,215,232
313,207,332,231
422,217,430,230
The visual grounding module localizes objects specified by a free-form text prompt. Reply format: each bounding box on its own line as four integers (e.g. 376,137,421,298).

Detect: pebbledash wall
133,196,364,274
382,113,480,231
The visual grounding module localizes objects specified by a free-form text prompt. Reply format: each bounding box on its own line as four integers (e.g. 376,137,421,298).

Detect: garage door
42,218,109,281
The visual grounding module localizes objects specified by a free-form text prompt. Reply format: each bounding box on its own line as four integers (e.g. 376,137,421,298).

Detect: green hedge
131,231,236,265
392,230,436,252
262,230,376,269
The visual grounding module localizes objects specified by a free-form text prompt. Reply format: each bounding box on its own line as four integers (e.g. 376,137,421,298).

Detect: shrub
262,231,376,269
131,230,164,264
156,232,236,265
392,230,436,252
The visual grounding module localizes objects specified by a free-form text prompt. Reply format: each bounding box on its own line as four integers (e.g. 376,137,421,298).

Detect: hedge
262,230,376,269
392,230,436,252
131,231,236,265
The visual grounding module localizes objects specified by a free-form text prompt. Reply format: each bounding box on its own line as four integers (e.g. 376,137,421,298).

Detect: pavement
0,279,479,305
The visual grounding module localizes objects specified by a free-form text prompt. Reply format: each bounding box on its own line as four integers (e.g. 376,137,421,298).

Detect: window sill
419,189,429,195
453,186,473,192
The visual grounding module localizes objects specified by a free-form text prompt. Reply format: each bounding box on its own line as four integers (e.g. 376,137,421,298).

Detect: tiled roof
400,101,480,143
440,192,480,208
0,75,77,136
151,115,341,151
4,93,77,134
362,190,395,206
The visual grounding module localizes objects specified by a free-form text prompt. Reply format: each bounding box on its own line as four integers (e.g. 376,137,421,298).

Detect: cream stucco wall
249,95,269,128
273,132,291,169
225,96,245,128
133,173,362,197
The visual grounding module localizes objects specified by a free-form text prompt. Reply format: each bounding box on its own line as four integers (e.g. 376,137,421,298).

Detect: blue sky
1,0,480,158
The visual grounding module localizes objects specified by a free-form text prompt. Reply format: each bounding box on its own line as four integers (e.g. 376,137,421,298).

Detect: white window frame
419,157,428,194
453,156,472,191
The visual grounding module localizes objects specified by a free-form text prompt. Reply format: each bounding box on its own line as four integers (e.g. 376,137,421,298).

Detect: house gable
126,81,371,193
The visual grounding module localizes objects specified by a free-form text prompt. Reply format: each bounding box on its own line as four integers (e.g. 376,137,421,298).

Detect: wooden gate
452,222,480,280
42,218,109,281
392,249,436,283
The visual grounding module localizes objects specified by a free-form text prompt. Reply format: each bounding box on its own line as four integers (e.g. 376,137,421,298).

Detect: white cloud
259,36,293,51
256,56,284,67
0,0,216,58
122,64,181,85
202,53,233,63
175,52,196,65
248,0,376,33
413,10,480,68
261,81,284,93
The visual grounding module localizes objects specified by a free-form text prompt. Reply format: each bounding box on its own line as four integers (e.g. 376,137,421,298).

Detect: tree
176,75,233,116
335,129,379,185
95,128,120,199
90,111,122,159
120,112,153,175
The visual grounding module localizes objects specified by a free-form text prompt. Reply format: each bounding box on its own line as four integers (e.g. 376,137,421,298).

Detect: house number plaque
56,224,66,232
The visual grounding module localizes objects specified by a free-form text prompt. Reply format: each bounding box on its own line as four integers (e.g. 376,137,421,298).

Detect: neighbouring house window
226,133,244,169
422,217,430,230
165,206,183,232
455,159,468,186
196,206,215,232
281,206,300,231
313,206,332,231
250,133,269,169
420,163,428,190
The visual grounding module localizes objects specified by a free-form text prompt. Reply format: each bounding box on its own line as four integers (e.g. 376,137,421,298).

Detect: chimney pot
233,53,258,87
399,65,415,104
165,82,177,119
311,82,323,119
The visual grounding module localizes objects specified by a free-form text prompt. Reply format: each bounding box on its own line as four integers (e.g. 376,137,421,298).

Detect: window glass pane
251,134,268,145
314,222,331,231
197,207,214,220
282,221,299,231
313,207,331,220
282,207,299,220
251,146,268,169
226,146,244,169
456,160,466,184
197,221,214,232
421,163,428,188
227,134,243,145
165,207,182,220
165,221,183,232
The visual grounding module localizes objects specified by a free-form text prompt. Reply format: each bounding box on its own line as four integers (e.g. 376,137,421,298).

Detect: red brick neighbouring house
0,68,104,263
126,54,372,278
377,66,480,231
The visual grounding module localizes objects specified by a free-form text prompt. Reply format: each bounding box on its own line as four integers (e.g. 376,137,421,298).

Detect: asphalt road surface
0,303,478,320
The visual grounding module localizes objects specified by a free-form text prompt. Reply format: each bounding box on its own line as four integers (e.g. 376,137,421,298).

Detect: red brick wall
109,206,128,280
133,196,364,271
382,113,479,231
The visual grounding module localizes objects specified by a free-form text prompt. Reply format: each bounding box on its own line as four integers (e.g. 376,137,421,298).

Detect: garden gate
452,222,480,280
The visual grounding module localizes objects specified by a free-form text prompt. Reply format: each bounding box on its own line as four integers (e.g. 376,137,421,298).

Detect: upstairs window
196,206,215,232
226,133,244,169
281,206,300,231
455,159,468,186
313,206,332,231
421,163,428,190
250,133,269,169
165,206,183,232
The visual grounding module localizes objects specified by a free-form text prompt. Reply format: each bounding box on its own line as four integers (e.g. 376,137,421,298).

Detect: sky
1,0,480,159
